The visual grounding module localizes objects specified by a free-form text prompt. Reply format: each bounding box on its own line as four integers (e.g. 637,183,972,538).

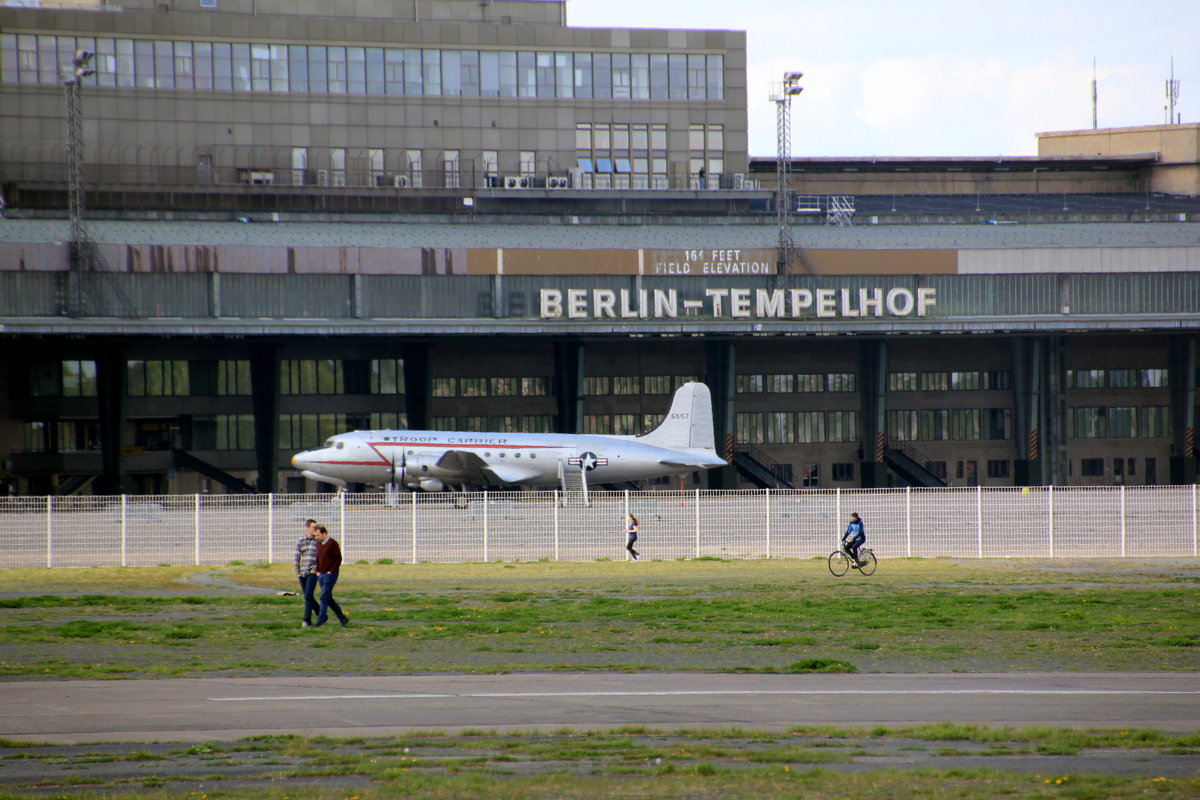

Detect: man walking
313,524,349,628
295,519,319,629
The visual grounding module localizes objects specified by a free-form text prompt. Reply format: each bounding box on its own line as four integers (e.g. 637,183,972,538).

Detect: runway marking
209,689,1200,702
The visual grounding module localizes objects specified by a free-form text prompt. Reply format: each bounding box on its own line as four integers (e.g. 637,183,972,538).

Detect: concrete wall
1038,125,1200,196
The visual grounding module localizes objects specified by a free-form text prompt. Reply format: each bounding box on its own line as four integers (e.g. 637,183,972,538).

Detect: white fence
4,486,1199,569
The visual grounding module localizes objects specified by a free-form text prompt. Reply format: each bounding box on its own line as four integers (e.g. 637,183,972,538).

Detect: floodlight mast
770,71,803,274
64,50,95,315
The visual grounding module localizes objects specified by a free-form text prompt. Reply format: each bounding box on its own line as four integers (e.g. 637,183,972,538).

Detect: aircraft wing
433,450,542,486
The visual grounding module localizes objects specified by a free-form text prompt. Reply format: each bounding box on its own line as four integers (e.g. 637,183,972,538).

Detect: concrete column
1044,335,1069,486
553,341,584,433
94,342,127,495
857,340,888,488
249,343,280,493
1169,334,1198,484
402,342,432,431
704,339,736,489
1011,337,1045,486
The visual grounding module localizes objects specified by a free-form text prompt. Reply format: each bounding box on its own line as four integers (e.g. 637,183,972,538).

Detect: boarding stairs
558,459,590,507
731,444,796,489
883,443,948,488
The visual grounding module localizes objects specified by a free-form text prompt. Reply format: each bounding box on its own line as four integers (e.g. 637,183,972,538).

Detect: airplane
290,381,727,492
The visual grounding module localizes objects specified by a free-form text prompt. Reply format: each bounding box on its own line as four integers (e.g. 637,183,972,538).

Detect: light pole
770,71,803,275
64,49,95,315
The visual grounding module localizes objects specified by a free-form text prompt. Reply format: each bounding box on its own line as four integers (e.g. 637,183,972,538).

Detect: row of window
1,34,726,101
735,411,860,445
1068,406,1170,439
582,376,699,397
1067,369,1169,389
736,373,858,394
428,416,553,434
888,409,1013,442
432,377,551,398
888,370,1012,392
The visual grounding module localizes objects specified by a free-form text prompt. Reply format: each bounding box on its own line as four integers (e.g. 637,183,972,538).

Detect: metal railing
4,485,1197,569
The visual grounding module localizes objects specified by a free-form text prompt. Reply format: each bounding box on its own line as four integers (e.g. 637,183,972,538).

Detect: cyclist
842,512,866,566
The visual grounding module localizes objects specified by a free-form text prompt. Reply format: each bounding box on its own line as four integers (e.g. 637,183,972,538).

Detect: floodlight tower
770,71,803,273
64,49,95,315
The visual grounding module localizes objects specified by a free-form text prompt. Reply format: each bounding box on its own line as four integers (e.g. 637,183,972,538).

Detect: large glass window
796,412,824,443
735,412,763,444
765,412,793,444
281,360,344,395
949,409,979,440
1140,405,1169,437
370,359,405,394
128,360,190,397
827,411,858,443
888,410,918,442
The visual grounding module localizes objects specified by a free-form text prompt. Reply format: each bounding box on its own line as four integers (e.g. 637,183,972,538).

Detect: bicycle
828,542,877,576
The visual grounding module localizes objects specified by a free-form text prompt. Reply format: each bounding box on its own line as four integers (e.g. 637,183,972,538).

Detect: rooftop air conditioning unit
732,172,746,190
503,175,530,189
393,174,410,188
546,176,570,189
568,167,583,188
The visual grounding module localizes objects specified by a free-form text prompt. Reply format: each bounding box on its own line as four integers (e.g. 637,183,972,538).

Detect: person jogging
625,513,640,561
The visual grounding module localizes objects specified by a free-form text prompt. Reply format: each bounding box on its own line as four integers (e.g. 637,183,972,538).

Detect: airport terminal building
1,0,1198,496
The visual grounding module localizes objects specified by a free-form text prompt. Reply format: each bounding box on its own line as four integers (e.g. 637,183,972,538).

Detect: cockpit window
336,442,345,449
324,439,336,448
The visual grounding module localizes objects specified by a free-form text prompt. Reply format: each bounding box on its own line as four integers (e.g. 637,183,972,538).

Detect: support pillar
1011,338,1045,486
249,343,280,493
553,341,584,433
704,339,736,489
857,340,887,488
1043,336,1069,486
1169,334,1198,484
94,342,127,495
402,343,432,431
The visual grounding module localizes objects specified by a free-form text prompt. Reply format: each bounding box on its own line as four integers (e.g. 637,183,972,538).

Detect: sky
564,0,1199,158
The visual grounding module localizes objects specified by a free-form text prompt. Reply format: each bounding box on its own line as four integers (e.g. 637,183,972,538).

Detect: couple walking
295,519,350,628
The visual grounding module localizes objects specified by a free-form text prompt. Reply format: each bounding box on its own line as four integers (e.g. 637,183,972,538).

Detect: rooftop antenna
1165,56,1180,124
1091,58,1097,129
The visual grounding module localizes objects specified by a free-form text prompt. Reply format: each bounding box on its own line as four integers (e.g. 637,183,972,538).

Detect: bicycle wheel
828,550,850,576
856,550,877,576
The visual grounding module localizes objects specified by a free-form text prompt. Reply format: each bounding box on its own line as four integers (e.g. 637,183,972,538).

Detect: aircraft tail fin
638,382,716,451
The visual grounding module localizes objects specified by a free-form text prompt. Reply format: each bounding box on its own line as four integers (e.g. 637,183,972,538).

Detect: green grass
0,559,1196,678
0,727,1197,799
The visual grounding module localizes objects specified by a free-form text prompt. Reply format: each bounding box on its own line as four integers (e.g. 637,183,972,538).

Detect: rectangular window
796,411,825,443
459,377,488,397
736,374,764,393
706,54,724,100
888,410,918,442
800,463,819,488
1070,407,1106,439
517,50,536,97
986,459,1010,479
1141,368,1169,388
1107,369,1138,388
826,411,858,443
920,409,948,441
1107,406,1136,438
62,360,98,397
981,408,1011,440
521,376,549,396
983,370,1012,390
522,415,551,433
889,372,917,391
765,373,793,393
832,462,854,482
920,372,949,391
583,376,611,396
795,373,824,392
1080,458,1105,477
950,371,980,390
765,412,794,444
127,360,190,397
431,377,456,397
217,360,251,395
827,373,857,392
1140,405,1169,437
613,376,641,395
1069,369,1105,389
735,412,764,444
642,376,673,395
950,408,981,440
370,359,405,395
582,414,610,435
489,377,518,396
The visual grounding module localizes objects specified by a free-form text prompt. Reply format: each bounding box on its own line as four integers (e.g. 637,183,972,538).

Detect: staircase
883,444,947,488
171,449,257,493
53,474,95,496
558,460,589,507
731,444,795,489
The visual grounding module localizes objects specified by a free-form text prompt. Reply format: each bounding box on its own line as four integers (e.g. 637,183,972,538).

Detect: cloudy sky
565,0,1198,158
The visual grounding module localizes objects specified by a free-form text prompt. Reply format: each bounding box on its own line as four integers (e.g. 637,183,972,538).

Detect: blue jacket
843,520,865,544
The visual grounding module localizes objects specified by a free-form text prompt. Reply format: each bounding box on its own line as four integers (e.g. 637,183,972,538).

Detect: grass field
1,558,1198,798
1,557,1197,678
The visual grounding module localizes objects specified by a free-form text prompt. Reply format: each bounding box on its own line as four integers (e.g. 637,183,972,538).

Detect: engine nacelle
418,478,445,492
393,453,446,491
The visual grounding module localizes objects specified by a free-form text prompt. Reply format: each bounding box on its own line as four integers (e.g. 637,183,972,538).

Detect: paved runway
6,672,1198,743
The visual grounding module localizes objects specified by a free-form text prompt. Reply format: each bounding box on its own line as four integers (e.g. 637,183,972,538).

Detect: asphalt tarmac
6,671,1198,744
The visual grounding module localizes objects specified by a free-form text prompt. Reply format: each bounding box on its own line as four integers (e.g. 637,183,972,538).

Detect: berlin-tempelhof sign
539,287,938,320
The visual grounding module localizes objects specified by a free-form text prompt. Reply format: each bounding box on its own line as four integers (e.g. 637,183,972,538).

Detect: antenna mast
1091,59,1097,129
1165,56,1180,124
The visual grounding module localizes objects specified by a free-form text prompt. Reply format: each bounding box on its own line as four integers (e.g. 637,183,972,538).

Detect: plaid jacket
295,534,318,576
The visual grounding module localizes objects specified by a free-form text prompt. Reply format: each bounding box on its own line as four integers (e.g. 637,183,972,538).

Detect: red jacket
316,537,342,574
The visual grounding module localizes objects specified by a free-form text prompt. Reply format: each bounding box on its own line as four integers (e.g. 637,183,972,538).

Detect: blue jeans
298,573,319,624
317,572,347,625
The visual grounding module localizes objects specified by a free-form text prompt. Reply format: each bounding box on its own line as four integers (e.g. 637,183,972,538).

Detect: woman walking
625,513,640,561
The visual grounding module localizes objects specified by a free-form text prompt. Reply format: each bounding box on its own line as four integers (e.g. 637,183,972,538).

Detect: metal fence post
1193,484,1198,558
411,490,418,565
553,491,560,562
835,487,842,547
765,488,771,559
694,489,701,559
339,491,347,558
483,490,489,562
120,494,128,567
45,495,52,568
1048,485,1055,558
905,486,912,558
194,493,201,566
976,485,983,559
1119,485,1126,557
267,493,275,564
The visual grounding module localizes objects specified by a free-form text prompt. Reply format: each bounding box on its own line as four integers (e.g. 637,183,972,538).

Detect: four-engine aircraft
290,382,727,492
